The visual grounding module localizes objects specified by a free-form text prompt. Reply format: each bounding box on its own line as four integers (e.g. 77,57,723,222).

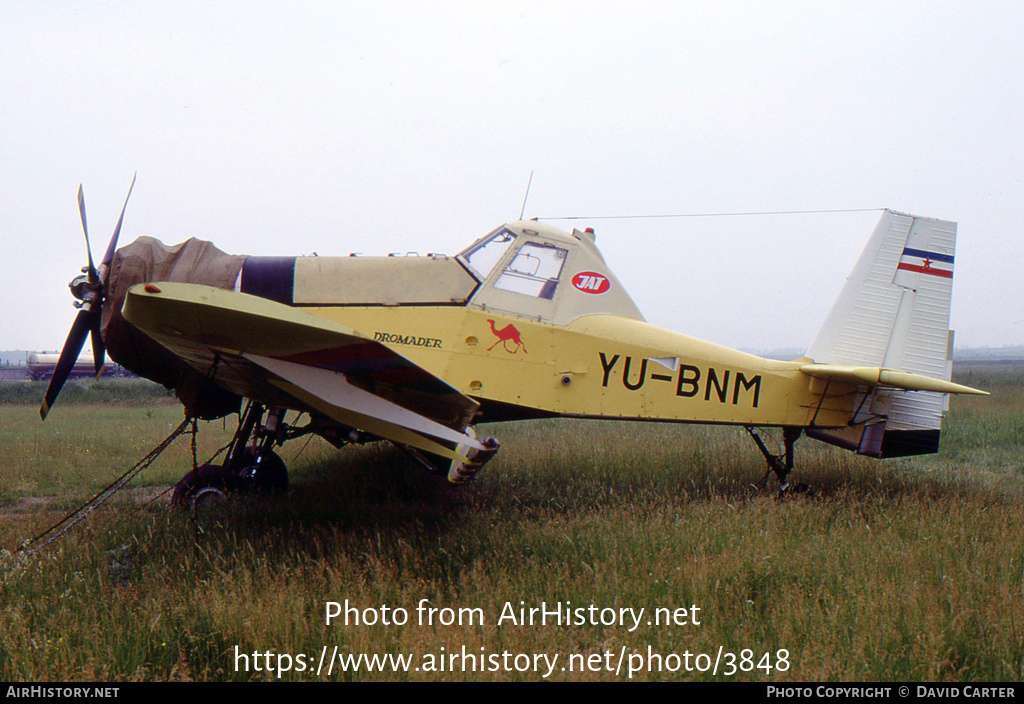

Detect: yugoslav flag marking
896,247,953,279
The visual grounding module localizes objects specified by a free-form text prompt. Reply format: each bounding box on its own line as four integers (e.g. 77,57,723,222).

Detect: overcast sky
2,1,1022,354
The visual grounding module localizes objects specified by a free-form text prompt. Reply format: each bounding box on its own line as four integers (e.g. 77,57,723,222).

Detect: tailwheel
745,426,811,495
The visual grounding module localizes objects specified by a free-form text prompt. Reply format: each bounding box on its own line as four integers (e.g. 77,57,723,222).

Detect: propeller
40,174,136,420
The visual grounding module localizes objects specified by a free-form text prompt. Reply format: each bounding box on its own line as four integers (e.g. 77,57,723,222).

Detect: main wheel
191,486,227,511
171,463,230,509
235,449,288,495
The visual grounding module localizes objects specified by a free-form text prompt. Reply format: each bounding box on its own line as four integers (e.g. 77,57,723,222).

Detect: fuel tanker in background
28,352,118,381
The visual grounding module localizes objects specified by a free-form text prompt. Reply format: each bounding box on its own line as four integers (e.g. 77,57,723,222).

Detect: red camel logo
487,319,527,354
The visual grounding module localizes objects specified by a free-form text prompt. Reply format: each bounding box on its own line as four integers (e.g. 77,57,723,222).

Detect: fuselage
104,219,858,431
307,304,853,429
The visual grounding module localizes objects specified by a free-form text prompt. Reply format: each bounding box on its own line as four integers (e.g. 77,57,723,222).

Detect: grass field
0,367,1021,681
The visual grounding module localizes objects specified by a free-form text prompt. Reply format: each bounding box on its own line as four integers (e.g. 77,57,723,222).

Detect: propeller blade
90,313,106,378
78,185,98,284
99,172,136,278
43,174,136,417
40,308,92,420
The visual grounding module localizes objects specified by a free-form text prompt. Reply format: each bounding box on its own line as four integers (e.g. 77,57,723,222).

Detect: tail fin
805,209,960,457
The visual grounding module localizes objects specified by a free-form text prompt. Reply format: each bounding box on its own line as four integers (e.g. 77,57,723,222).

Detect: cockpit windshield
459,227,516,279
493,242,567,300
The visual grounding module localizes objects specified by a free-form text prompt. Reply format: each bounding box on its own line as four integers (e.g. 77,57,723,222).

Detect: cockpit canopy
463,228,566,299
458,220,645,325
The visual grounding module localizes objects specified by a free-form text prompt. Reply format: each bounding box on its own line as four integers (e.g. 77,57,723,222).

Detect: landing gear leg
746,426,803,492
224,403,289,494
172,401,290,508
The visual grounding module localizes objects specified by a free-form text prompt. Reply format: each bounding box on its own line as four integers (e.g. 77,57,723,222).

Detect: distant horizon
5,344,1024,368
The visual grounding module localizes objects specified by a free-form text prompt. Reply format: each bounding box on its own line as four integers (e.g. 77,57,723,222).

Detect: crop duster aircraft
42,178,987,503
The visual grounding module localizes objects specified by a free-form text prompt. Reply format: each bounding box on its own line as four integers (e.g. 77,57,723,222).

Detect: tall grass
0,379,173,406
0,366,1020,681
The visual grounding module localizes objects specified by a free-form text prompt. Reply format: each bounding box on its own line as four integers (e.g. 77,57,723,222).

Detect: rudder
805,210,958,457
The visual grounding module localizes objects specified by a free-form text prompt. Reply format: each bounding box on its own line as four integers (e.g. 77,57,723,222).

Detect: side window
460,228,516,279
493,242,567,300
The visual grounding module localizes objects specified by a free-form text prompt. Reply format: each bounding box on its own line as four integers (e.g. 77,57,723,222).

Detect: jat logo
572,271,610,294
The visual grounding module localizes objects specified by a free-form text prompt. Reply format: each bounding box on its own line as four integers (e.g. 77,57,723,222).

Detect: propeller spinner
40,174,136,420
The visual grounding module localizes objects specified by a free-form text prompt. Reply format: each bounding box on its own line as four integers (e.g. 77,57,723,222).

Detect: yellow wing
121,281,485,461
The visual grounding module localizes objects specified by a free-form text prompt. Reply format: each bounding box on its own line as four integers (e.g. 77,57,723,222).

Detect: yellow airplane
42,178,986,503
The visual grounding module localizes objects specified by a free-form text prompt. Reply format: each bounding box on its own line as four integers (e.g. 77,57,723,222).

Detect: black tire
171,463,229,509
191,486,227,511
235,449,288,495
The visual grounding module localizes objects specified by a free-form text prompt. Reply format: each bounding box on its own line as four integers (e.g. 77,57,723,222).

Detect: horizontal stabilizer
799,364,988,396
